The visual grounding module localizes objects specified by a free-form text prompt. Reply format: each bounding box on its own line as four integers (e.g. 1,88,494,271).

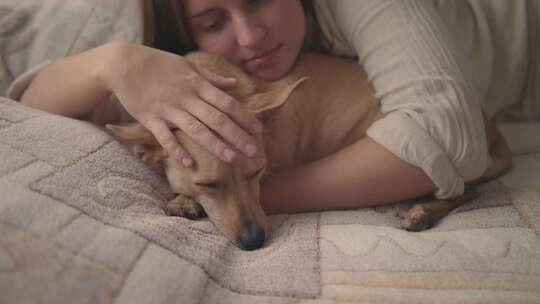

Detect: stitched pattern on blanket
1,98,540,304
0,98,321,304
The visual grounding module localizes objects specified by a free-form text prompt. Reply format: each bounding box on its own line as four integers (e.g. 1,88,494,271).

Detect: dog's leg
400,187,479,231
166,195,207,220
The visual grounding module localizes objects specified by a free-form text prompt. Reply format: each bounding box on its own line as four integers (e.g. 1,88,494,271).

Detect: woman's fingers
111,46,262,165
194,65,263,135
186,97,258,158
146,120,193,167
198,80,262,133
164,108,238,163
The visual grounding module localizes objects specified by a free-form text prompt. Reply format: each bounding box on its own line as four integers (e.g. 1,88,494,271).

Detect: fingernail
223,148,236,162
245,143,257,157
223,77,237,85
182,157,194,167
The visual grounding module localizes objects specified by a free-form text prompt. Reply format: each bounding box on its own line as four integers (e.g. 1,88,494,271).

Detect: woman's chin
247,63,295,82
242,45,301,81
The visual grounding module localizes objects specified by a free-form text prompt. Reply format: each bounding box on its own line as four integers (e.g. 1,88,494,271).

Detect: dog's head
106,78,305,250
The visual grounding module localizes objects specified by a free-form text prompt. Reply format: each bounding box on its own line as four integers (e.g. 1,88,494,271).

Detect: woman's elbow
448,126,489,183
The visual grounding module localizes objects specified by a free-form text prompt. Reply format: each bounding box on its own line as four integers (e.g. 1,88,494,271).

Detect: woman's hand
103,41,262,167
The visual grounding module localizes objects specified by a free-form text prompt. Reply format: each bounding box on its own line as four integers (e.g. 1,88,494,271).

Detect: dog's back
259,53,383,166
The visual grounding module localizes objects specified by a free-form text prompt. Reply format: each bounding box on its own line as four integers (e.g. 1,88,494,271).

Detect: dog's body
250,55,384,173
94,52,512,250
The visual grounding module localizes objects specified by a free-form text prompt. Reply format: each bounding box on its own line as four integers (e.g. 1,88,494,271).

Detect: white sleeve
316,0,488,199
6,61,51,101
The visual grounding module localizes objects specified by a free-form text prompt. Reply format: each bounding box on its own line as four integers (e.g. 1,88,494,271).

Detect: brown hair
148,0,328,55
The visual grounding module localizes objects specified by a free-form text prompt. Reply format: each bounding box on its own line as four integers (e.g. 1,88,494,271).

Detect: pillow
0,0,146,96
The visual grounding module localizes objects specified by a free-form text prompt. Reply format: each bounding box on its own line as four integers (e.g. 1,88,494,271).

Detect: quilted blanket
1,97,540,304
0,0,145,96
1,0,540,303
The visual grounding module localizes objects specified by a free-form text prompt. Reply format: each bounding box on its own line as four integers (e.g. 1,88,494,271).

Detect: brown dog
91,52,512,250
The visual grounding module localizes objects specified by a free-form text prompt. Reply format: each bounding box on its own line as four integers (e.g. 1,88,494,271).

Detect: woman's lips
245,45,282,70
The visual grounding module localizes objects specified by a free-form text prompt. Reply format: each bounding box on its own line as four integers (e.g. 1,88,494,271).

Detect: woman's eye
202,18,225,32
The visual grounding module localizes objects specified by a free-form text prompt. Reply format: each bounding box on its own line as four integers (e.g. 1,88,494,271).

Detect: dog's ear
247,77,308,119
106,123,167,172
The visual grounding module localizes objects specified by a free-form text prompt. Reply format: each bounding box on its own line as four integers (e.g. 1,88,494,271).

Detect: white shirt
313,0,531,198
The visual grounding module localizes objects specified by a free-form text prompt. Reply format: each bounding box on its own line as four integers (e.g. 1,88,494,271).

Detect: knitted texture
1,97,540,303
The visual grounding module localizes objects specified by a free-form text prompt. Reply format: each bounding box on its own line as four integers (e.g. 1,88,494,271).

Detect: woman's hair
150,0,195,54
149,0,328,55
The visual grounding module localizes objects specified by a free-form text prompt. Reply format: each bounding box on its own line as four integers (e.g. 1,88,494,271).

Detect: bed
1,1,539,303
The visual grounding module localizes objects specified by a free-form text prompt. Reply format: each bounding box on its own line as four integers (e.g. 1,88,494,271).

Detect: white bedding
1,97,539,304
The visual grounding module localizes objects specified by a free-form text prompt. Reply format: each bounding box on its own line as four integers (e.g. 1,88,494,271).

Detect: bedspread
1,98,540,304
1,0,540,303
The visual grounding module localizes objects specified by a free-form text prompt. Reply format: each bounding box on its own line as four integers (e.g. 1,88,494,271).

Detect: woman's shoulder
311,0,412,57
313,0,403,19
311,0,470,56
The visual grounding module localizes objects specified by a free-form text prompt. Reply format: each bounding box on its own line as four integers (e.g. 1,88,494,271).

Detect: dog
90,52,513,250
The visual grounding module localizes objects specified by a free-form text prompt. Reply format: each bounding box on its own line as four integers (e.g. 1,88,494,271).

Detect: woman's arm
319,0,488,198
20,42,116,118
260,0,490,213
18,41,262,165
261,137,435,214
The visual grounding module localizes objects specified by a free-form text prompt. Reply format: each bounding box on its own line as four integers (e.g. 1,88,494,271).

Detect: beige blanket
0,0,145,96
2,1,540,303
1,97,540,304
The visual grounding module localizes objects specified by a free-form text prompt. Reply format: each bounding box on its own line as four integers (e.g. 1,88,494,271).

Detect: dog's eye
195,181,222,190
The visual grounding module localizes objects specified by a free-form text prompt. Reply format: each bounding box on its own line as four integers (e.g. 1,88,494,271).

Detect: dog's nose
237,222,266,251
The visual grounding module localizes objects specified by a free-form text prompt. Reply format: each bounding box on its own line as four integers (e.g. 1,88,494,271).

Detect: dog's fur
90,52,513,250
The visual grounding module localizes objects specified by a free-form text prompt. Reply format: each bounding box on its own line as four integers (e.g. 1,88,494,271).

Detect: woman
11,0,534,214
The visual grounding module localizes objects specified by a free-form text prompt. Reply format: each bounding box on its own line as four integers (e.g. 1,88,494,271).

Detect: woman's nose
234,17,266,48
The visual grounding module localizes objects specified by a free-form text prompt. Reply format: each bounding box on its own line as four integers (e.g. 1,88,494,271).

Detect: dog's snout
237,222,266,251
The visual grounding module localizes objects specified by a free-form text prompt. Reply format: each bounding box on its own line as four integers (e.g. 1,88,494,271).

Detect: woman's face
184,0,306,81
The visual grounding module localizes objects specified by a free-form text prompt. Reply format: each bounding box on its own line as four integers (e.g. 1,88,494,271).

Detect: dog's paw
399,205,434,232
165,196,206,220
